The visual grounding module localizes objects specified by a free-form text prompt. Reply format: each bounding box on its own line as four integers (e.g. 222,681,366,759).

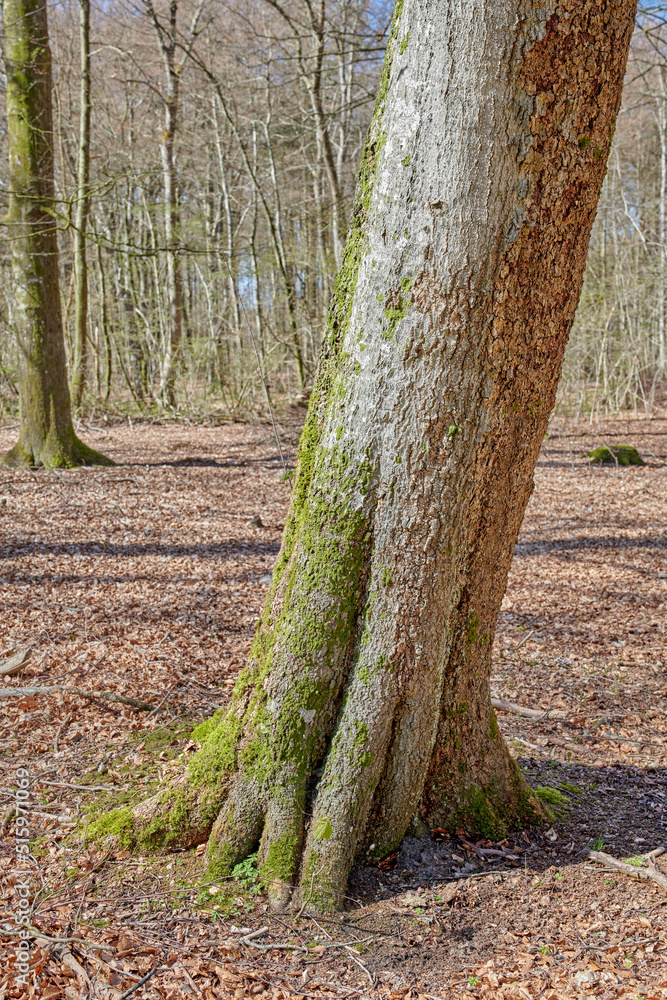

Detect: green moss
402,154,411,166
578,134,591,150
465,613,480,647
382,276,413,341
462,784,505,839
207,840,245,880
353,721,369,748
534,785,570,818
190,708,226,745
261,832,301,885
358,663,370,684
188,707,244,788
587,445,644,466
399,29,410,54
86,807,135,848
488,713,500,740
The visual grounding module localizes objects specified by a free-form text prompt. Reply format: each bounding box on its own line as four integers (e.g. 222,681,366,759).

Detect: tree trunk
157,61,183,409
1,0,111,468
70,0,92,410
95,0,636,908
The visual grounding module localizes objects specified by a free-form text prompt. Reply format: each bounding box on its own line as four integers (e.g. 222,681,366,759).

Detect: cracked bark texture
104,0,637,909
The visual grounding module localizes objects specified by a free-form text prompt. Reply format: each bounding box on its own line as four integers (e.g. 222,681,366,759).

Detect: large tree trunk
96,0,636,909
2,0,111,468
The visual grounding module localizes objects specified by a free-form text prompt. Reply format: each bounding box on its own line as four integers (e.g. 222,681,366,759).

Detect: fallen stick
0,685,157,711
344,945,375,987
240,926,269,944
0,647,32,677
513,629,535,650
587,850,667,890
119,965,161,1000
491,698,556,720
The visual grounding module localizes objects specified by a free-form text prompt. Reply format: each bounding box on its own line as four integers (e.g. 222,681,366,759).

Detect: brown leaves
1,419,667,998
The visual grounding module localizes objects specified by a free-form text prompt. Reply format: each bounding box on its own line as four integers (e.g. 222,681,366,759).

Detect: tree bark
152,1,184,409
70,0,92,410
94,0,636,908
1,0,111,468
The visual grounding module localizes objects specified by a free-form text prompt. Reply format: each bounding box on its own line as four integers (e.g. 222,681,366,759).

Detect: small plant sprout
539,944,550,954
313,816,333,841
468,975,481,987
231,854,262,894
591,836,605,851
625,857,644,867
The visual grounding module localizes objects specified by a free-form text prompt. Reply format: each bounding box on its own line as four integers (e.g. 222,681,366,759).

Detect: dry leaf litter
0,414,666,999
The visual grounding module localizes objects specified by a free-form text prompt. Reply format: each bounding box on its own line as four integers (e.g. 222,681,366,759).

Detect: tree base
2,431,114,468
85,712,550,913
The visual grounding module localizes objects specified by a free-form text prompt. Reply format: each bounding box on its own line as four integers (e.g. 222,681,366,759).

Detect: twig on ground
513,629,535,650
54,712,72,752
0,684,157,710
305,912,333,940
147,683,178,717
84,951,142,983
244,940,308,953
119,964,161,999
588,849,667,890
40,780,118,792
343,945,375,987
244,935,373,954
491,698,556,720
0,647,32,677
240,925,269,944
312,981,364,996
30,931,108,950
177,961,202,995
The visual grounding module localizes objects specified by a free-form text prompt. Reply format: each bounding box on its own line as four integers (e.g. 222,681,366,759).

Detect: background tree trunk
97,0,637,909
71,0,92,411
1,0,111,467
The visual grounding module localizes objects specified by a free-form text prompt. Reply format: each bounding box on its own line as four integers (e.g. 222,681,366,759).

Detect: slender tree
2,0,111,467
94,0,636,910
143,0,204,408
70,0,92,410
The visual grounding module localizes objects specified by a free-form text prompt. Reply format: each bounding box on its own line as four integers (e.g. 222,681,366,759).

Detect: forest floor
0,413,666,1000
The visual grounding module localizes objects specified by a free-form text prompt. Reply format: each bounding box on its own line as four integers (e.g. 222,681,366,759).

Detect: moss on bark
2,0,111,471
82,0,636,912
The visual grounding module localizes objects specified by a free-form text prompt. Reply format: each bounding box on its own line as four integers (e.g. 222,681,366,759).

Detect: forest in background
0,0,666,422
